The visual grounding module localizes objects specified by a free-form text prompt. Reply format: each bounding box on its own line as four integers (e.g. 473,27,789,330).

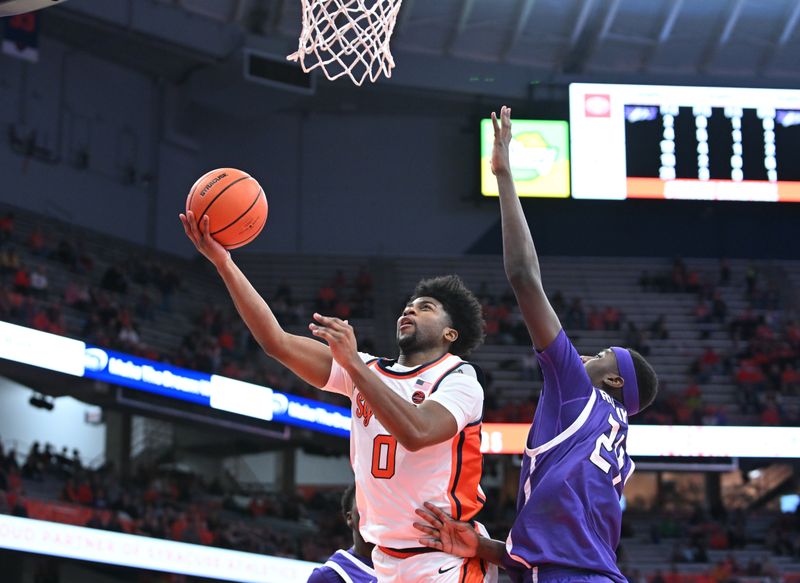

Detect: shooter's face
397,296,456,352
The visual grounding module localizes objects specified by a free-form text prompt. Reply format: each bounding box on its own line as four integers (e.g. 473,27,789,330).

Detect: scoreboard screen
570,83,800,202
480,118,570,198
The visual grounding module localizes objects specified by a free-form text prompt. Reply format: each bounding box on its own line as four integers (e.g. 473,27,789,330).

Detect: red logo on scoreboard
585,94,611,117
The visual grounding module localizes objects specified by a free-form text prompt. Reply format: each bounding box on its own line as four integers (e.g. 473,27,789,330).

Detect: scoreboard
570,83,800,202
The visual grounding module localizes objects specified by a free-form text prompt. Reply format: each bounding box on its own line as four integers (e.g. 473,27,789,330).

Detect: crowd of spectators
3,207,800,431
636,258,800,428
0,437,349,563
0,212,374,406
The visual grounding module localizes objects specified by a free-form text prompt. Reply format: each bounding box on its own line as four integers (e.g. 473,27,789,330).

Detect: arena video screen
569,83,800,202
480,118,570,198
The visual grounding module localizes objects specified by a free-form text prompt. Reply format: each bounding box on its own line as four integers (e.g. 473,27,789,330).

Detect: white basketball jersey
324,352,486,549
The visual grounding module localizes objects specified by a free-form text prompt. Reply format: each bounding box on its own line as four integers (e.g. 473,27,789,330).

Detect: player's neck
353,540,374,559
397,347,448,368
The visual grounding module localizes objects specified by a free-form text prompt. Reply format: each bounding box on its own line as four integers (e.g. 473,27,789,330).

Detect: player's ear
345,510,354,529
603,373,624,390
443,327,458,344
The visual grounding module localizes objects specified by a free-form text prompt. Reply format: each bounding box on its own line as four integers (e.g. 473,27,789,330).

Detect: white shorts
371,524,498,583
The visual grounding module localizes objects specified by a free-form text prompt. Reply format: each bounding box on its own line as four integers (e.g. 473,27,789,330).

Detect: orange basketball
185,168,268,250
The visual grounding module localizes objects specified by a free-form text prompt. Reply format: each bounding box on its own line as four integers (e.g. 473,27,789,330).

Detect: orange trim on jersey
370,353,453,379
447,422,485,521
459,556,488,582
377,546,438,559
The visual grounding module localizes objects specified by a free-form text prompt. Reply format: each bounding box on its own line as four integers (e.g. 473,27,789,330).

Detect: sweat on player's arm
491,106,562,352
310,313,462,451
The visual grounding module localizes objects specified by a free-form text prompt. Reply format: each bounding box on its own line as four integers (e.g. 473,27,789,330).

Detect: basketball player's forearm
214,257,330,386
495,170,542,283
345,362,434,452
215,256,286,349
475,535,507,566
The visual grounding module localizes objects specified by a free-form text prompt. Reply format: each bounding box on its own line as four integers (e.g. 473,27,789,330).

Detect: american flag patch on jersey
414,378,432,391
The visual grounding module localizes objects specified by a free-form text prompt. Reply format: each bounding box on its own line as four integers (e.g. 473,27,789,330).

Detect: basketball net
287,0,404,87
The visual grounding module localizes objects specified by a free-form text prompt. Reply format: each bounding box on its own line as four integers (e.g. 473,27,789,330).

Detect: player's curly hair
340,484,355,520
629,349,659,413
412,275,485,357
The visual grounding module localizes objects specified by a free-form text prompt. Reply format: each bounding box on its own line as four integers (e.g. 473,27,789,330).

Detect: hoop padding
287,0,404,86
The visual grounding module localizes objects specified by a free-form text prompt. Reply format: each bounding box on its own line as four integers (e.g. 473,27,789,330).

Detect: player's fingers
413,522,439,535
202,215,212,239
423,501,452,523
491,111,500,134
418,537,444,550
179,214,193,238
314,313,350,333
186,211,201,241
415,507,442,526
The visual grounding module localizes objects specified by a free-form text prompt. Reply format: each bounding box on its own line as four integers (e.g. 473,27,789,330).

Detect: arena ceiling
44,0,800,107
168,0,800,81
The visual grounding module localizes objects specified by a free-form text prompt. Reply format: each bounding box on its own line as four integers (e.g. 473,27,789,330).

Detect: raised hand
413,502,479,558
309,313,360,370
179,211,230,268
490,105,513,176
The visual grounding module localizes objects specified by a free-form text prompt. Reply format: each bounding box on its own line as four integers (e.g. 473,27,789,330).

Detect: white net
287,0,404,87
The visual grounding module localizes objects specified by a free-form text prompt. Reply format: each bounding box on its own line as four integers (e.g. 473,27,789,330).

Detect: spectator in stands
52,237,78,270
649,315,669,340
564,297,586,329
0,212,14,245
693,299,712,324
711,291,728,323
718,258,731,286
624,322,650,356
603,305,622,331
0,246,19,279
672,258,688,292
744,264,757,299
27,225,47,256
29,266,48,298
11,494,28,517
315,281,337,312
587,306,603,331
101,265,128,294
781,363,800,395
12,265,30,295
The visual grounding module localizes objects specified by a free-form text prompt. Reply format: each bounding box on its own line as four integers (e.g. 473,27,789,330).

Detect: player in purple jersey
413,106,659,583
308,484,377,583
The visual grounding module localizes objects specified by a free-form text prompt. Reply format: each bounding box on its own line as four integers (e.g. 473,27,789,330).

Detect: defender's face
581,348,618,388
396,296,452,351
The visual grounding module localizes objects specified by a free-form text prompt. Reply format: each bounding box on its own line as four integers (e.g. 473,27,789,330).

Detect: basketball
185,168,268,250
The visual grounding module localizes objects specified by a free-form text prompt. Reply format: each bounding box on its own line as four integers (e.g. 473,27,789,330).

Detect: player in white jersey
179,212,497,583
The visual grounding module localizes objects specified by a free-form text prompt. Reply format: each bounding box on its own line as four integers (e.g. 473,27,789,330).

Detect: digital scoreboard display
570,83,800,202
480,119,570,198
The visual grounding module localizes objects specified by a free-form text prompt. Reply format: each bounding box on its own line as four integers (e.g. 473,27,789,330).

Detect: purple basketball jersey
503,331,634,583
307,547,377,583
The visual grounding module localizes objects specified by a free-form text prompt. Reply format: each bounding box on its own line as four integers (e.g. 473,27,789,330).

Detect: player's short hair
411,275,485,357
629,349,658,412
340,484,355,520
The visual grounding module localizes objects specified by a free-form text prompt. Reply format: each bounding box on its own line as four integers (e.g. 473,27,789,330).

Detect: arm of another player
310,314,458,452
180,211,332,388
414,503,506,566
491,106,562,351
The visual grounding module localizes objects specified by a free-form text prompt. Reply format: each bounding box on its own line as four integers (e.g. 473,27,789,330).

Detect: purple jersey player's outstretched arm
491,106,562,351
